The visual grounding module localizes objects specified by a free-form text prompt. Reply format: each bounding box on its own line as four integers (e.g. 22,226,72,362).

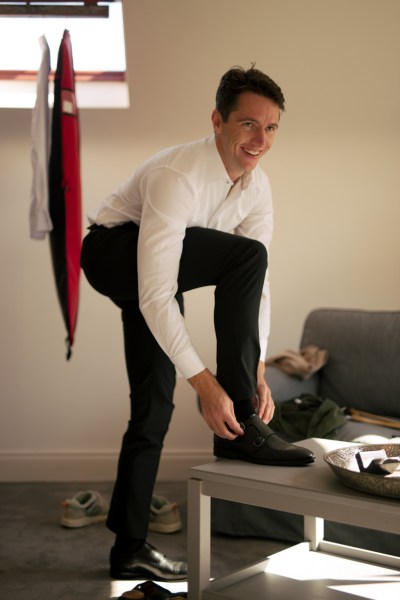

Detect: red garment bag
49,30,82,359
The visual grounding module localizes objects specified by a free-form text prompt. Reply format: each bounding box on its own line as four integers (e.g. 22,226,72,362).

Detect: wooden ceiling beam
0,1,115,18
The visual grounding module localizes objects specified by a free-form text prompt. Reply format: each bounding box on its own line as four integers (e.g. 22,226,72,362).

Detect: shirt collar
204,135,230,183
241,171,253,190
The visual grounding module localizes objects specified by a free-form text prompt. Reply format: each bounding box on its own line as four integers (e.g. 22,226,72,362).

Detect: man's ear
211,109,222,133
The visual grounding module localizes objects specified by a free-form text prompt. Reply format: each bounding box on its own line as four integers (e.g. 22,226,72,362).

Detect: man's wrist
188,368,216,394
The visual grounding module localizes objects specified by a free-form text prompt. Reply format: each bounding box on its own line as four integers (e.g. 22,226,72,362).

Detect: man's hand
254,361,275,423
188,369,244,439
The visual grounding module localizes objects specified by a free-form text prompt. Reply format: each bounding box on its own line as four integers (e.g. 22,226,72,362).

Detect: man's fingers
260,397,275,423
224,417,244,438
256,390,275,423
203,409,243,439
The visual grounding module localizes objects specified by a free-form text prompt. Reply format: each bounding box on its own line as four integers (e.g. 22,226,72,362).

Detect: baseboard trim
0,450,214,482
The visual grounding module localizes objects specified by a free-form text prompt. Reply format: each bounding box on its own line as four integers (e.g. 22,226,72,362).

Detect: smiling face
212,91,281,182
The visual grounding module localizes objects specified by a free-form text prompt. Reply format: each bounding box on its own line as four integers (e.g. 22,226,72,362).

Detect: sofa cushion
300,309,400,418
265,365,319,401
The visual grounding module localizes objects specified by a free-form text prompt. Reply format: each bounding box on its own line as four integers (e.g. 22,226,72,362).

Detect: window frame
0,0,128,109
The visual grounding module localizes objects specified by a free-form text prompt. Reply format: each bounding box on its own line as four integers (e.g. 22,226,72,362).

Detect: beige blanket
265,345,328,380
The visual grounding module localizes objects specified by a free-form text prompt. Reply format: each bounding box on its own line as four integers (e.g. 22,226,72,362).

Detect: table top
188,438,400,533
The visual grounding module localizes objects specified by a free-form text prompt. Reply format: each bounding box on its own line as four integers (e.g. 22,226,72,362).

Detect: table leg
188,477,211,600
304,514,324,551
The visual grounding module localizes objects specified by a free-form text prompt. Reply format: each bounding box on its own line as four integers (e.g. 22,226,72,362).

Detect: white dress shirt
88,135,273,379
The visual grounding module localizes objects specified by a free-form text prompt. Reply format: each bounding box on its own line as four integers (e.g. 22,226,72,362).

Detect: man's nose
252,129,267,148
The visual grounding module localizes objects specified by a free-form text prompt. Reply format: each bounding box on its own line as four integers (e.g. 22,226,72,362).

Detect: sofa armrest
265,365,319,403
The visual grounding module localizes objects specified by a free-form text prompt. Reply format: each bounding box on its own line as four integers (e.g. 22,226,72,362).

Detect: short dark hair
215,65,285,122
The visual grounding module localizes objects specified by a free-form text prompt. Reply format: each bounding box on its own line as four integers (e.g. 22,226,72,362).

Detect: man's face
212,91,281,182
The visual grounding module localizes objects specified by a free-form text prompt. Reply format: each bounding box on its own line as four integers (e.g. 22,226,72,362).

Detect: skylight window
0,0,128,108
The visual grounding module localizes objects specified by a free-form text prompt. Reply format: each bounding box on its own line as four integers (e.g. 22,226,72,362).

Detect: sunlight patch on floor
265,544,400,582
329,581,400,600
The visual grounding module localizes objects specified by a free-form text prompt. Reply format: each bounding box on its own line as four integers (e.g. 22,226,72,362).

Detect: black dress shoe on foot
110,541,187,581
214,414,315,466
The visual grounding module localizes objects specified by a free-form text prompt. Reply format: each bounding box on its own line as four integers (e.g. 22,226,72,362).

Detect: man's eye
243,122,254,127
266,125,277,132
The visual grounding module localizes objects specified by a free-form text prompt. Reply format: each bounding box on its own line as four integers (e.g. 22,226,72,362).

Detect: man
81,66,315,581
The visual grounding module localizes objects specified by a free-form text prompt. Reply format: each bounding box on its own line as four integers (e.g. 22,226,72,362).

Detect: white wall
1,0,399,481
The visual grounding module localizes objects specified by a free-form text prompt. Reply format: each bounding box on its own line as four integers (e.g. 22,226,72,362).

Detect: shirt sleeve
234,176,273,361
137,167,206,379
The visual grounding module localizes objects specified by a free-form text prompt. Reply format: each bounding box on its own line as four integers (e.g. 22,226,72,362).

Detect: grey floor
0,480,289,600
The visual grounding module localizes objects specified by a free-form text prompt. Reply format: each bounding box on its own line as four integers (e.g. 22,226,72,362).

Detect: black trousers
80,223,268,538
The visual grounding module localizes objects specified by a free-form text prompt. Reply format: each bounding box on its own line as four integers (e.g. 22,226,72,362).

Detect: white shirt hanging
29,34,53,240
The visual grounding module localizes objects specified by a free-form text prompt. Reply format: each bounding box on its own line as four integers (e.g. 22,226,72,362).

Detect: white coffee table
187,438,400,600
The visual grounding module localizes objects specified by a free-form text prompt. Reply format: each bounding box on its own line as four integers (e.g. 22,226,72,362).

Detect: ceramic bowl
324,444,400,499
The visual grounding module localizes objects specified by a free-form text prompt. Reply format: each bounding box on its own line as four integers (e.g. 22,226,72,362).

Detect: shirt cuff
172,346,206,380
259,338,268,363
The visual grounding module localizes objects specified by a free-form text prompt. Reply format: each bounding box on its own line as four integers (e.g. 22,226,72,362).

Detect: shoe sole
214,446,315,466
110,565,187,581
60,514,107,528
148,521,182,534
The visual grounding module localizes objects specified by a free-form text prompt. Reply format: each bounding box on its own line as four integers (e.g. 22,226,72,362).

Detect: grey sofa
212,308,400,556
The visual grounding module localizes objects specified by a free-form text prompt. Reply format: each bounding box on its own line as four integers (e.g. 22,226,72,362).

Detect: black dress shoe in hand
110,541,187,581
214,414,315,466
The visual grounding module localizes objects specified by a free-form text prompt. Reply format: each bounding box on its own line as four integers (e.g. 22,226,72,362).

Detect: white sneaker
149,495,182,534
60,490,109,528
